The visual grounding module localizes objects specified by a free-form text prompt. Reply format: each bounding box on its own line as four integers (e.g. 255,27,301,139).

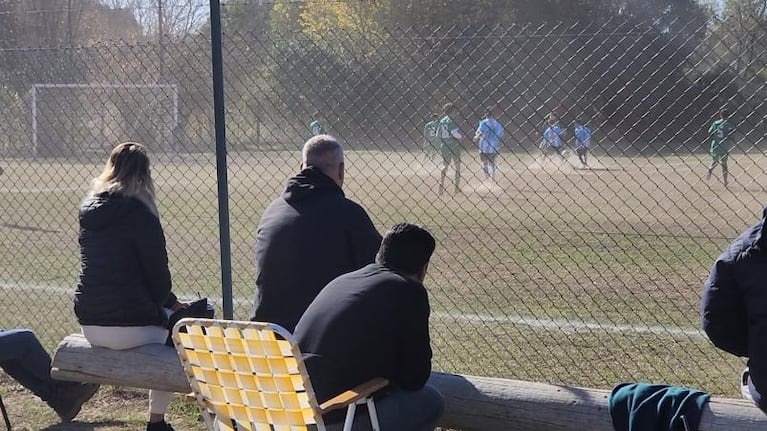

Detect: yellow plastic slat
236,373,259,390
268,357,291,375
241,389,264,408
187,325,205,336
290,375,306,392
257,376,278,393
212,352,234,369
222,387,244,405
280,392,302,410
274,375,297,392
218,370,238,388
249,357,272,373
261,391,282,409
231,354,253,373
227,404,251,423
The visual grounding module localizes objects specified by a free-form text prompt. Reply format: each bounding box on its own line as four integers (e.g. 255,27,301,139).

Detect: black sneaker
146,420,176,431
48,382,100,422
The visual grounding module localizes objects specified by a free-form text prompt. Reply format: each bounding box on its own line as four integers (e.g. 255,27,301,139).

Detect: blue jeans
327,385,444,431
0,329,57,402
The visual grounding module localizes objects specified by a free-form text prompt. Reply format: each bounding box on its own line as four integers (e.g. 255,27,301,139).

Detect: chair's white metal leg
366,397,381,431
202,409,217,431
343,403,357,431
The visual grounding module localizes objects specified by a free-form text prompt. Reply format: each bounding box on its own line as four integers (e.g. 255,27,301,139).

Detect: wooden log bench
51,333,767,430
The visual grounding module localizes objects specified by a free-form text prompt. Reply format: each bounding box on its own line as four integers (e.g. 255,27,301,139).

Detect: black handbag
166,298,215,346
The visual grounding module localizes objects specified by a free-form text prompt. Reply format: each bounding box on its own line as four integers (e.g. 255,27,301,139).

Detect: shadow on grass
40,419,127,430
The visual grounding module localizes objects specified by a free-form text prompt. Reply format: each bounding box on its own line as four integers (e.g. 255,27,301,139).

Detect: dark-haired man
295,223,444,431
252,135,382,332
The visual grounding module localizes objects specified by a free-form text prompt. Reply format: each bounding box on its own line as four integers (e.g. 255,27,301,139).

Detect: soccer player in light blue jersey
573,119,592,167
474,107,505,182
541,114,566,160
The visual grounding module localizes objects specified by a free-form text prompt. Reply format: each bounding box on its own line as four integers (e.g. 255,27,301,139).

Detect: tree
103,0,208,39
718,0,767,74
381,0,517,27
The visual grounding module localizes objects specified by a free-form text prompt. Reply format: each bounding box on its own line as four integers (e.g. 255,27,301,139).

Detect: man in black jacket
252,135,382,332
295,223,444,430
701,207,767,414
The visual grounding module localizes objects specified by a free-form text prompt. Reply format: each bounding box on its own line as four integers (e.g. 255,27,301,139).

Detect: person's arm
448,118,463,140
134,212,174,307
347,203,383,268
394,286,432,390
708,121,718,138
474,122,485,143
701,254,748,357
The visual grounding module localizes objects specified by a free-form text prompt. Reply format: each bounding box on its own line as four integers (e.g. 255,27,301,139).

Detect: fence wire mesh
2,15,767,397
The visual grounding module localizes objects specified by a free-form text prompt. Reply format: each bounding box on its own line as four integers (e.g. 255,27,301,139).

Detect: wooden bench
51,333,767,431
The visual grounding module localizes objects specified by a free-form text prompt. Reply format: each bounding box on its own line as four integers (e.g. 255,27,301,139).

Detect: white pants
81,325,174,415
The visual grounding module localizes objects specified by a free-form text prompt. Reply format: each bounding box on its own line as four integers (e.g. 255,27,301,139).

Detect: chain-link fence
2,15,767,397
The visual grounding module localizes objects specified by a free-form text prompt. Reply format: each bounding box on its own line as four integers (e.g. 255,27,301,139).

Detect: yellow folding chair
172,318,388,431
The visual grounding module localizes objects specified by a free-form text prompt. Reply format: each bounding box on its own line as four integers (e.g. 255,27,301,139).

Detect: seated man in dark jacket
701,207,767,414
252,135,382,331
295,223,444,430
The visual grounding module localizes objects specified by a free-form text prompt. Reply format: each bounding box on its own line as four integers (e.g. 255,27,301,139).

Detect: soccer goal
28,83,179,158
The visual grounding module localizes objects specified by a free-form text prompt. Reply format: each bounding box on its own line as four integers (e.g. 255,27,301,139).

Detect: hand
170,301,188,312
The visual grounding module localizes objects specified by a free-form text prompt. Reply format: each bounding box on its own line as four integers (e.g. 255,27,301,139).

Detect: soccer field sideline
0,279,705,340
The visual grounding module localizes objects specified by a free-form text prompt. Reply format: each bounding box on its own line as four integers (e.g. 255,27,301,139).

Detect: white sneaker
741,368,754,401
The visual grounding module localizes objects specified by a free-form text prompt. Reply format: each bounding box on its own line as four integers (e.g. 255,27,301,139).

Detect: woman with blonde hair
74,142,182,431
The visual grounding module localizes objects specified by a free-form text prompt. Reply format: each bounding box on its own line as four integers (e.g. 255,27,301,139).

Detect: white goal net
29,83,178,158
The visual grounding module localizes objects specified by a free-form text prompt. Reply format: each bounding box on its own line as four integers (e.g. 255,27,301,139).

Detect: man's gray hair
302,134,344,172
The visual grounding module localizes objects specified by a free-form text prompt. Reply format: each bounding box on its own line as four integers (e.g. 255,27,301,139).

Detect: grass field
1,148,765,429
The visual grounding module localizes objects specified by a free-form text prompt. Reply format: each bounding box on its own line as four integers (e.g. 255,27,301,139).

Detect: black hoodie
75,192,176,327
701,206,767,411
252,167,382,332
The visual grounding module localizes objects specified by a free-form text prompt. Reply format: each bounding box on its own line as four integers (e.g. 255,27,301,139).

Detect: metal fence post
208,0,234,320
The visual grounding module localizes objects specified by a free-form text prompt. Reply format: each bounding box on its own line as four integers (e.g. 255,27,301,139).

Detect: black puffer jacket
74,192,176,327
252,167,382,332
701,206,767,408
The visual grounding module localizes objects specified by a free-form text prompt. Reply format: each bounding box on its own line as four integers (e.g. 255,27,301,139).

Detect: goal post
29,83,179,159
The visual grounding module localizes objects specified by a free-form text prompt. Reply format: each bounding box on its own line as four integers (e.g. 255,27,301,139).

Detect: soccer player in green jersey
423,113,440,161
437,103,463,195
309,112,325,137
706,108,734,188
